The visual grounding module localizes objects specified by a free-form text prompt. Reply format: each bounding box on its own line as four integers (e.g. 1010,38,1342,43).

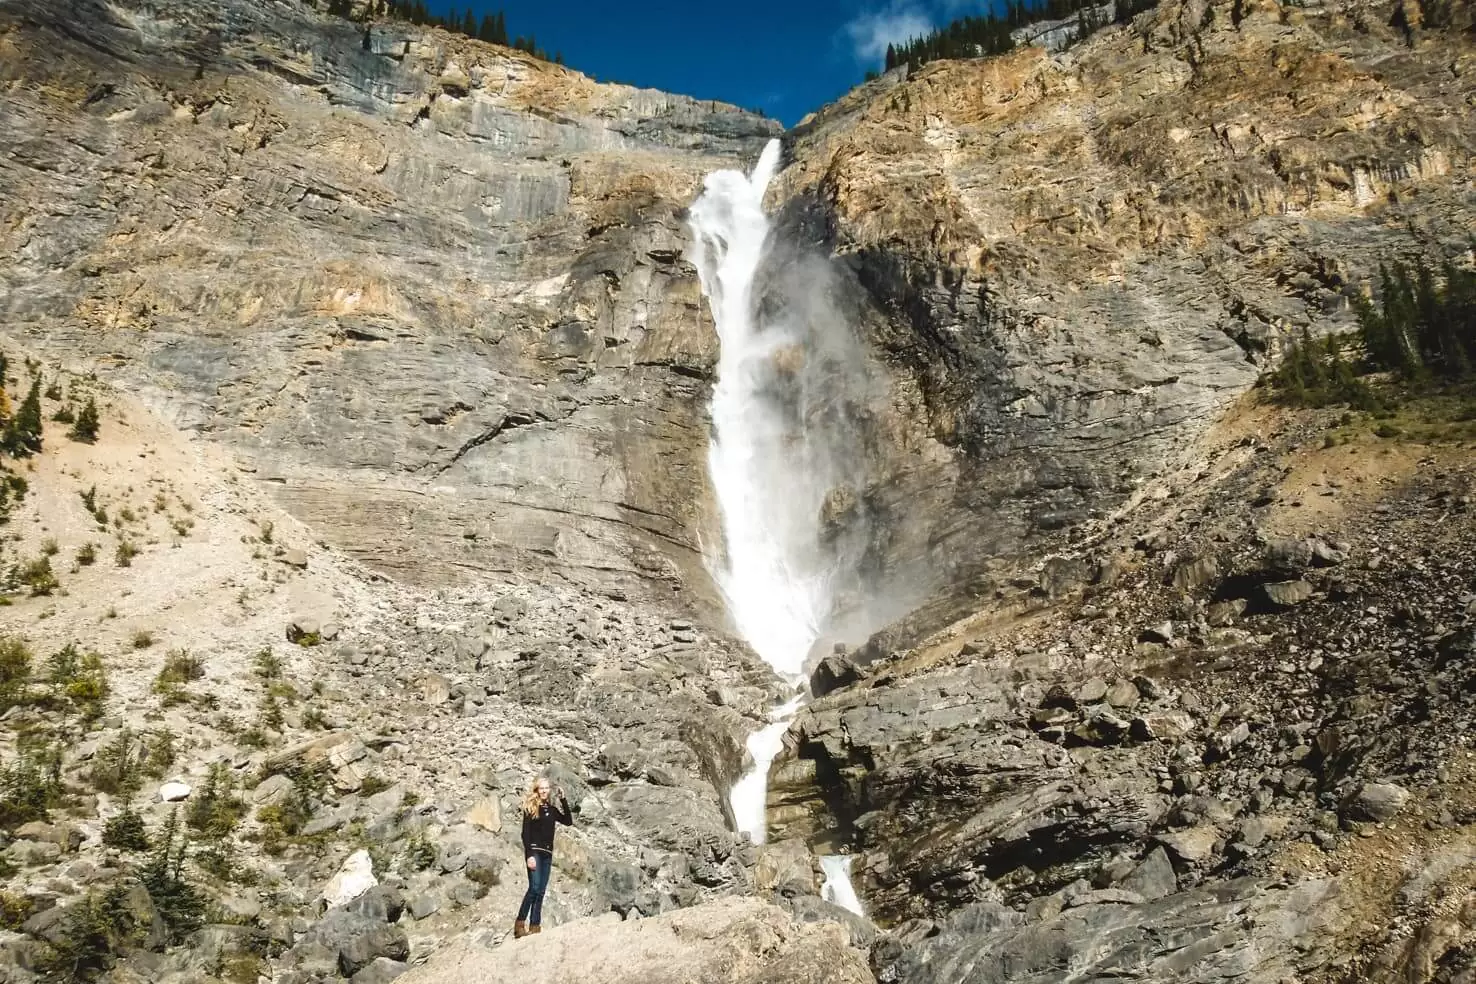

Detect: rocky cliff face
0,0,778,613
3,0,1476,981
773,0,1475,637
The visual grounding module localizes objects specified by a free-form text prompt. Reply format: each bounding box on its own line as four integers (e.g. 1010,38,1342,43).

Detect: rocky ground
0,362,802,982
772,395,1476,982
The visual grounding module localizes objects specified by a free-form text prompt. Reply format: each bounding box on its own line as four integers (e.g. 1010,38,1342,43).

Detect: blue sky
426,0,986,125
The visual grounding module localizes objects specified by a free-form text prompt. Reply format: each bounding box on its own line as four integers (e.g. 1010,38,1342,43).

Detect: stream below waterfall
685,138,866,919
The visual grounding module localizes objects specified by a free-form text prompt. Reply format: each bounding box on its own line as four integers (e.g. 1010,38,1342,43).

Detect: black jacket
521,797,573,854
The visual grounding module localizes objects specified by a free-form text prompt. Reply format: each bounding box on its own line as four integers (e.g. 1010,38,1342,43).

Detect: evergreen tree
493,11,507,44
6,377,42,457
138,809,206,943
69,396,100,444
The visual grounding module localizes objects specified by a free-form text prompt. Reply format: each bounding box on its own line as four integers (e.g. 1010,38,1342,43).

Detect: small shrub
21,555,59,596
131,629,155,650
138,809,207,943
0,889,35,930
52,644,109,720
153,493,167,513
114,539,138,568
51,404,75,425
34,884,140,983
358,775,391,798
154,650,203,687
186,763,245,839
44,380,62,401
75,542,96,566
79,487,107,526
68,397,100,444
258,520,273,544
89,730,142,797
102,807,150,852
142,729,177,778
0,636,32,708
172,517,194,537
252,648,282,680
118,506,136,524
404,831,437,872
0,755,62,828
153,651,204,708
40,538,58,556
194,837,242,883
301,707,328,730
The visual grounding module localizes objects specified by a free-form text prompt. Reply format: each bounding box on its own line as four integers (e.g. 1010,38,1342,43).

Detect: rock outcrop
775,0,1476,634
769,402,1476,981
0,0,779,614
397,896,872,984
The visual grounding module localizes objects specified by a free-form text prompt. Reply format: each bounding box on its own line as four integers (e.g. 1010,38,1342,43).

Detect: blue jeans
517,852,551,925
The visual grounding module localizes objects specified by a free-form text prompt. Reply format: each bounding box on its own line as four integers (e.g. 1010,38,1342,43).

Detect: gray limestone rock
1346,782,1410,823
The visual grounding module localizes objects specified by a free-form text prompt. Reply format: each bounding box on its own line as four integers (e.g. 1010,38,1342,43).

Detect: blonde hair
522,776,549,818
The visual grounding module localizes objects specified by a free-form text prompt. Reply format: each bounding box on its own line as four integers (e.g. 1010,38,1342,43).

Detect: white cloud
842,2,936,64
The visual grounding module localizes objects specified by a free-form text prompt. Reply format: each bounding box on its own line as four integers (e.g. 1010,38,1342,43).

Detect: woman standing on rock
514,775,574,938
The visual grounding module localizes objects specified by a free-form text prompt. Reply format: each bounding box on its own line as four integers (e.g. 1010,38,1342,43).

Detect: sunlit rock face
0,0,780,613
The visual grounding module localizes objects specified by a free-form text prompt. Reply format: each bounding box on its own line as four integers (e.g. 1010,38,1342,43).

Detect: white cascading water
687,139,869,923
725,694,804,844
686,138,832,681
820,855,867,918
687,138,819,848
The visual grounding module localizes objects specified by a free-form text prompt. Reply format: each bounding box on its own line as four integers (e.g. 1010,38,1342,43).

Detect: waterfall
685,138,833,681
686,138,873,940
726,694,803,844
820,855,867,917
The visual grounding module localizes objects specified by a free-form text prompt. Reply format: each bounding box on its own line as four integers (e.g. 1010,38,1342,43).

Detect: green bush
154,650,203,689
114,539,138,568
138,809,206,943
102,808,150,852
20,555,59,596
0,636,31,708
51,644,109,720
142,729,177,779
0,755,62,829
89,730,142,798
358,775,391,798
252,648,283,680
0,889,35,930
0,470,27,525
79,486,107,526
69,397,100,444
404,831,437,872
254,772,319,855
186,762,245,839
35,884,140,983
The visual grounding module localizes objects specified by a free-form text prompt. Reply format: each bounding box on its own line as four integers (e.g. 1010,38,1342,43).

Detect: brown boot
513,920,527,939
528,924,541,934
